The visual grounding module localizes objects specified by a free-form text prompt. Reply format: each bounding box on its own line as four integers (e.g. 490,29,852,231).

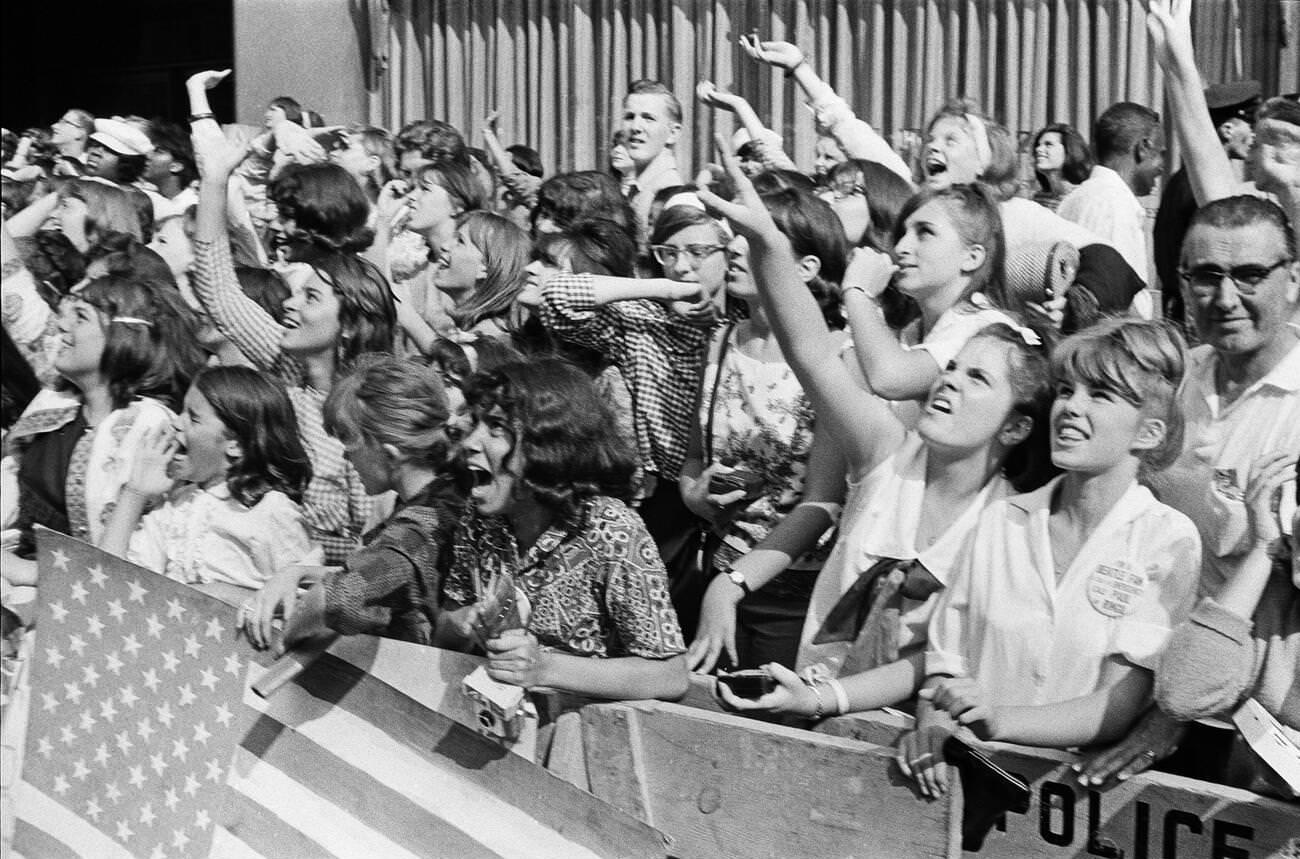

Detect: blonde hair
1051,318,1187,472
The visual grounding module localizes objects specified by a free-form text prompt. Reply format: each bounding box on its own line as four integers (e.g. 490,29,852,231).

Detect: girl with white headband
2,275,204,586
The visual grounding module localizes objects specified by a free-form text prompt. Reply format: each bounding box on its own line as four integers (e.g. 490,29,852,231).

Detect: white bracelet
825,677,850,716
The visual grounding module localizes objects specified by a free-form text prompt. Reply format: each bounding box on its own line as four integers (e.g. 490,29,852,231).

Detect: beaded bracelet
804,678,827,719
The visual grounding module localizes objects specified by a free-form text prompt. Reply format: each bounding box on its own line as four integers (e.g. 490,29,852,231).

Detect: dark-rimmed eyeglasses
651,243,726,268
1178,259,1291,296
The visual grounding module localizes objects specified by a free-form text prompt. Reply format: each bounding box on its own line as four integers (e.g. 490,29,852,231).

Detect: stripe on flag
14,529,667,859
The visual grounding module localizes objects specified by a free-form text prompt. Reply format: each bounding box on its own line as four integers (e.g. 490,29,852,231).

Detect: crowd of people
1,0,1296,805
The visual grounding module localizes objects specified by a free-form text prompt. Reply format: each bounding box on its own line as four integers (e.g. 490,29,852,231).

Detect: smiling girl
99,366,320,589
187,70,396,564
901,319,1201,797
3,276,204,586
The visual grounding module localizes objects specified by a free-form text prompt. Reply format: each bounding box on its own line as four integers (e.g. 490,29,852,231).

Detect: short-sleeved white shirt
129,484,323,590
926,477,1201,707
797,432,1010,675
1153,341,1300,595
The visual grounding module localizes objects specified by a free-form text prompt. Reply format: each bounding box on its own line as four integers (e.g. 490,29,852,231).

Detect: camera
708,469,765,498
462,665,530,743
716,668,777,699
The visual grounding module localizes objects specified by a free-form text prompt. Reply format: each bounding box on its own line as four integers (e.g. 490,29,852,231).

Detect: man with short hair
621,80,684,239
1155,195,1300,597
1059,101,1164,291
1154,81,1262,330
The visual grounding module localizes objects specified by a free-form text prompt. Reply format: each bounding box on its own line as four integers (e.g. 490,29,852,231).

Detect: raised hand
843,247,898,299
692,135,781,242
125,424,178,499
737,34,805,72
186,69,232,92
696,81,744,113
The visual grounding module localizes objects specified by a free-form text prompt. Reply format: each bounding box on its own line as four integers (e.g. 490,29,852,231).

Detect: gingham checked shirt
192,237,369,564
539,273,717,481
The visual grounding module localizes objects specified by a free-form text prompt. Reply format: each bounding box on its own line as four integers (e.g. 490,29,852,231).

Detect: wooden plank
816,708,915,748
582,700,960,859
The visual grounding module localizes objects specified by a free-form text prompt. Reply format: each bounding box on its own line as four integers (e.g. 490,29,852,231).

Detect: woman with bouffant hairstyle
439,357,688,701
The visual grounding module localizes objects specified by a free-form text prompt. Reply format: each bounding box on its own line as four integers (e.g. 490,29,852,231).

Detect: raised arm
840,248,949,400
694,138,905,475
188,70,294,376
695,81,797,172
739,35,912,182
480,111,542,210
1146,0,1238,206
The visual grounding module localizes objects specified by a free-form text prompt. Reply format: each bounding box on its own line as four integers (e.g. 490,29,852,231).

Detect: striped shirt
192,237,369,564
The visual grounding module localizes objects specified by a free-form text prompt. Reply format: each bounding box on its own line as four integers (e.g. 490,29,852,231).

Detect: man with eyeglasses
1151,194,1300,597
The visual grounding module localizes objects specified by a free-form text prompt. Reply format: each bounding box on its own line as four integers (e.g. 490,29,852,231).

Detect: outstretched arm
739,35,912,183
1145,0,1237,206
696,81,797,172
694,135,905,476
188,70,293,376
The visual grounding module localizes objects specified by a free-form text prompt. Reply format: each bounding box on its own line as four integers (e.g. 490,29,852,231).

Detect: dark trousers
637,479,707,642
733,568,817,671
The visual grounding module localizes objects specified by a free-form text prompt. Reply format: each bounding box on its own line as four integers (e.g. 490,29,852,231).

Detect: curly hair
324,355,454,472
193,366,312,506
464,357,637,528
394,119,470,168
269,163,374,255
533,171,635,238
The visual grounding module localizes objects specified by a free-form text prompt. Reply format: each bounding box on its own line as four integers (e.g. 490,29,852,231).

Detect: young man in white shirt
621,80,684,241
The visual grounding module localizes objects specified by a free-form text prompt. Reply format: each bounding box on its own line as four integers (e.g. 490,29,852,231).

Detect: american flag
10,528,666,859
12,529,252,859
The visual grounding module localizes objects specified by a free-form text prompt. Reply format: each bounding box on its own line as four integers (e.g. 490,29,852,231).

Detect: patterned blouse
442,497,686,659
699,326,834,574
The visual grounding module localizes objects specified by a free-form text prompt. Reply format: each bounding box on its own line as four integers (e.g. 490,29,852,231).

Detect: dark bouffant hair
760,188,848,329
269,163,374,255
193,366,312,506
463,357,637,527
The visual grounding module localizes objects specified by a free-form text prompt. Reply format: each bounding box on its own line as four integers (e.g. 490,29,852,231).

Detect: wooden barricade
818,709,1300,858
578,697,960,859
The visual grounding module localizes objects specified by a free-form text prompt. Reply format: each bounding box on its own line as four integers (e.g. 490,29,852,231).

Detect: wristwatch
726,570,752,596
